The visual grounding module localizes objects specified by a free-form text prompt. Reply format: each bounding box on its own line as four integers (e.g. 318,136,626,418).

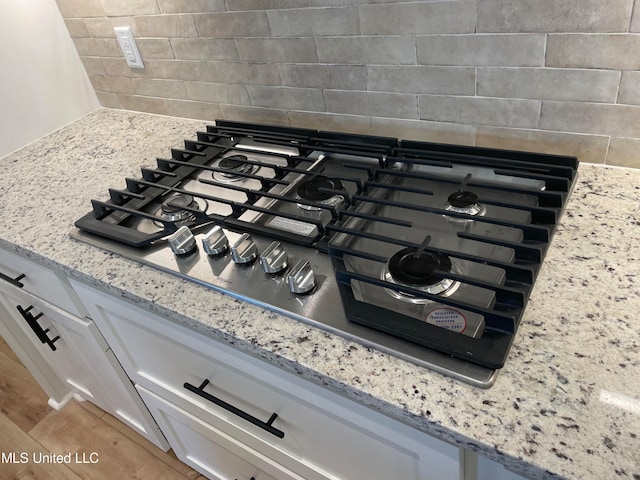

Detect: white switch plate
114,26,144,69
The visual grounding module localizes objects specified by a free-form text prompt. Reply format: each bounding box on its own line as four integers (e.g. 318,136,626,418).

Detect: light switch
114,27,144,69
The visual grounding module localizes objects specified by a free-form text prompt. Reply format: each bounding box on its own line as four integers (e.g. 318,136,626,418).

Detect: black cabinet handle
16,305,60,351
0,271,26,288
184,379,285,439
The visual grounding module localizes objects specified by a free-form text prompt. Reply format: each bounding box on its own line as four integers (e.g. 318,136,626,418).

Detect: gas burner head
444,190,486,216
213,154,259,182
382,247,459,303
296,176,345,211
155,193,206,226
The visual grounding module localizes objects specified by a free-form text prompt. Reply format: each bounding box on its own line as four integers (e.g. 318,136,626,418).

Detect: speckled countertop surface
1,109,638,480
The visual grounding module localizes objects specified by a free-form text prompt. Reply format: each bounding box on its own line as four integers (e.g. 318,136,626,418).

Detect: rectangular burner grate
327,142,578,369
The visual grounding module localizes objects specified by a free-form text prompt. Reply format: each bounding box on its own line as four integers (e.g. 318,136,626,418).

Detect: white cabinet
0,249,168,450
72,280,462,480
462,450,530,480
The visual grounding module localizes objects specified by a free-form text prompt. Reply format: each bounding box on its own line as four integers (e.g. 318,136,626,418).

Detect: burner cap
448,190,479,208
296,176,344,202
219,155,250,172
161,193,196,214
388,247,452,286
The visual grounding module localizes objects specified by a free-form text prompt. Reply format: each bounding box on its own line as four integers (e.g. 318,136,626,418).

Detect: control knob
202,226,229,256
167,226,197,255
287,260,316,294
230,233,258,264
260,241,288,274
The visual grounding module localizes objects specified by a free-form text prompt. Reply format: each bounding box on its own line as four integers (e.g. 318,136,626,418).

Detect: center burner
295,175,345,211
213,154,259,182
382,247,459,302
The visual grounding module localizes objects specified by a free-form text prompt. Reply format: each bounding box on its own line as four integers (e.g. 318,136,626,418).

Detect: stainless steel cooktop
72,120,579,387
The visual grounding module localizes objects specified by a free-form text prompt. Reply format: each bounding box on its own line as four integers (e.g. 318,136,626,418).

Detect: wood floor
0,335,207,480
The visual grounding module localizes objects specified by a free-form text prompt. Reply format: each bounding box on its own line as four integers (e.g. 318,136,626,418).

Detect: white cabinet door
0,283,168,450
72,280,462,480
0,289,72,407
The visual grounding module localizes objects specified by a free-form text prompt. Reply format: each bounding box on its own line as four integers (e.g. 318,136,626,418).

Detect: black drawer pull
0,271,26,288
184,379,285,439
16,305,60,351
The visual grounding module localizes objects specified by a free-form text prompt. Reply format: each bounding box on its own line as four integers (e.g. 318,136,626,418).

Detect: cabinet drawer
73,282,461,480
0,249,82,316
138,386,299,480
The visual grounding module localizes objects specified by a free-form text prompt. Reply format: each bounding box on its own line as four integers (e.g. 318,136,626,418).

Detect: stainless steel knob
287,260,316,294
260,241,288,274
167,226,197,255
231,233,258,264
202,226,228,256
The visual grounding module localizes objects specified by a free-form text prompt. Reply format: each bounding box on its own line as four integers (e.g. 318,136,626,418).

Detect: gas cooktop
72,120,578,387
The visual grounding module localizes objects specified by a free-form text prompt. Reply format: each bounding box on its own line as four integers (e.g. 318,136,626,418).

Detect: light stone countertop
1,109,638,480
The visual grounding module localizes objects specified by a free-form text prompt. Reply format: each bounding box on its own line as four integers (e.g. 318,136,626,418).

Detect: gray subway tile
267,7,360,36
158,0,226,13
102,0,159,16
206,62,282,86
73,38,122,57
546,34,640,70
64,19,90,37
324,90,418,119
194,11,270,37
417,34,545,67
134,14,198,38
419,95,540,128
633,3,640,32
540,101,640,137
475,127,609,164
225,0,310,10
132,78,188,99
477,68,620,103
85,17,135,37
171,38,239,61
102,57,155,77
236,38,318,63
118,95,168,115
80,57,106,76
95,91,122,108
152,60,281,85
316,36,415,65
279,64,365,90
164,99,223,121
136,39,174,59
606,137,640,167
371,118,476,145
618,71,640,105
56,0,105,18
186,81,250,104
360,1,476,35
478,0,634,33
289,111,371,135
367,66,474,95
221,105,291,126
247,86,325,111
90,75,134,94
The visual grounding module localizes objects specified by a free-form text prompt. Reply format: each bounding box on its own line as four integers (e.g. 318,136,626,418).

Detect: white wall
0,0,99,159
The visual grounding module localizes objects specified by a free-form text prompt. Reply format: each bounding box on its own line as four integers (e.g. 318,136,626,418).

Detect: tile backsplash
57,0,640,167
